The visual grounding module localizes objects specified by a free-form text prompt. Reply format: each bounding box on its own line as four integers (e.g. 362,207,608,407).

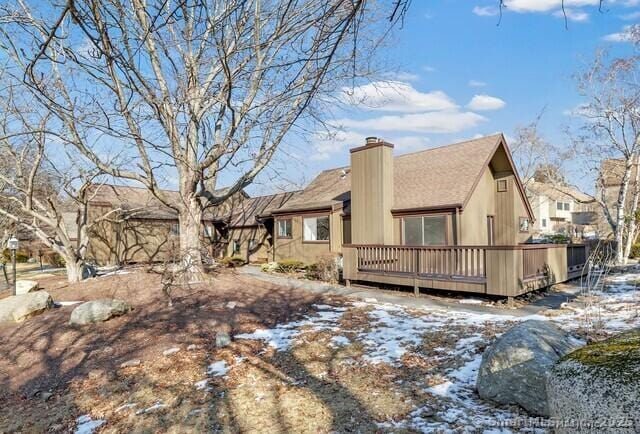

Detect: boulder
476,320,582,416
0,291,54,323
69,299,131,325
547,329,640,434
15,280,39,295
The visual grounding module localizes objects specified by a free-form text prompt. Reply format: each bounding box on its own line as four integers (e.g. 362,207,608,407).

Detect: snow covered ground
70,271,639,433
233,272,640,433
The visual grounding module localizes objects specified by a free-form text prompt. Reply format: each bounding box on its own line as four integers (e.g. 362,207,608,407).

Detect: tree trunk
64,256,83,283
623,155,640,261
615,161,633,264
177,193,205,280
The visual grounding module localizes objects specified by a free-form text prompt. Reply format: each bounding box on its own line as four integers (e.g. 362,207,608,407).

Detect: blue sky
256,0,639,196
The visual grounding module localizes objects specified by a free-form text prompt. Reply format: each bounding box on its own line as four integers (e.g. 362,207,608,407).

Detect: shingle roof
600,159,639,187
275,134,504,214
227,191,301,227
526,181,594,203
87,184,244,221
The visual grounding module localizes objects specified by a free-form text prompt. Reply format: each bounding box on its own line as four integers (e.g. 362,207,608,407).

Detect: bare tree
0,86,126,282
0,0,406,278
575,43,640,264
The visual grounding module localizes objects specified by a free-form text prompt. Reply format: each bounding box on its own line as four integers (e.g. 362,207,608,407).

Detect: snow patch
74,415,105,434
207,361,228,377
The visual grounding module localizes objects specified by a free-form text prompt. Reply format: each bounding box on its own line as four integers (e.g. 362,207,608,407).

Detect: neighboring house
525,181,598,239
597,158,640,236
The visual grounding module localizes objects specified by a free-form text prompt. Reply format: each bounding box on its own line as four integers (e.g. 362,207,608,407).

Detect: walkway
239,266,584,317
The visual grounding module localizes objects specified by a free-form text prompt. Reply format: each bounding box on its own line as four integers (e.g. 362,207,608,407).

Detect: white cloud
422,65,436,72
603,25,639,42
552,8,589,21
343,81,457,113
503,0,599,13
468,80,487,87
309,131,433,160
467,94,506,111
309,130,362,161
472,5,499,16
338,111,487,134
384,71,420,82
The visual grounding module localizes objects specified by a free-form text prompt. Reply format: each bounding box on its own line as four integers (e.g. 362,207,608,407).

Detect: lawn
0,268,639,433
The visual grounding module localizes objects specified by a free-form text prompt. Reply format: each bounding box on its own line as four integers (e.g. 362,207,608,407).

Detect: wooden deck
342,243,588,297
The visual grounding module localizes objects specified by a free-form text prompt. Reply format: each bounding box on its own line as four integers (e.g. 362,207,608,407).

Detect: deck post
413,249,420,297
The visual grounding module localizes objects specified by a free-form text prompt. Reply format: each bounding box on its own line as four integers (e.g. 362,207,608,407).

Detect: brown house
278,134,586,297
85,184,298,265
86,134,587,297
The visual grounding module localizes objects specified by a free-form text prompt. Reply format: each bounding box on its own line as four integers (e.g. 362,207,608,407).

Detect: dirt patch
0,268,337,432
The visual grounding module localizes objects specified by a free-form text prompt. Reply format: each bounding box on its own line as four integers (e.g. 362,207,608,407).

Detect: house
597,158,640,236
525,181,598,239
85,134,587,297
336,134,586,297
85,184,298,265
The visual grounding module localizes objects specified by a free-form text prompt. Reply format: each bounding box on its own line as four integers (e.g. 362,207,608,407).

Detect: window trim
276,218,293,239
302,214,330,244
519,216,530,233
401,214,449,246
497,179,508,192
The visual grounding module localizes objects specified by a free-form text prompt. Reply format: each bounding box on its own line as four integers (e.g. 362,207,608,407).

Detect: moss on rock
560,328,640,383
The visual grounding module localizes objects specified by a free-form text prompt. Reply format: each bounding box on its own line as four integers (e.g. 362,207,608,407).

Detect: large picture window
403,215,447,246
303,216,330,242
277,219,292,238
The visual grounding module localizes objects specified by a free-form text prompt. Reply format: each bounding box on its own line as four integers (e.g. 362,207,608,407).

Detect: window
277,219,292,238
233,239,241,254
519,217,530,233
403,215,447,246
497,179,508,192
303,216,330,242
542,218,547,228
556,201,563,210
557,201,570,211
564,202,570,211
248,239,257,251
171,223,180,236
342,218,352,245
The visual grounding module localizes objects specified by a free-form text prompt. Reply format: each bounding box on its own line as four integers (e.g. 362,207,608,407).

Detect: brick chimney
349,137,394,244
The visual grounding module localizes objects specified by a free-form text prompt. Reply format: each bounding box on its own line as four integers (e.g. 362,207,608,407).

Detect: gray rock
476,320,581,417
163,347,181,356
0,291,53,323
547,329,640,434
216,331,231,348
120,359,141,368
81,264,97,280
15,280,39,295
69,299,131,325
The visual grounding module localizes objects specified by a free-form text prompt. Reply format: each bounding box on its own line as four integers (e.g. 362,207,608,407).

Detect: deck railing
345,243,588,296
567,244,587,272
356,245,486,281
522,247,548,280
